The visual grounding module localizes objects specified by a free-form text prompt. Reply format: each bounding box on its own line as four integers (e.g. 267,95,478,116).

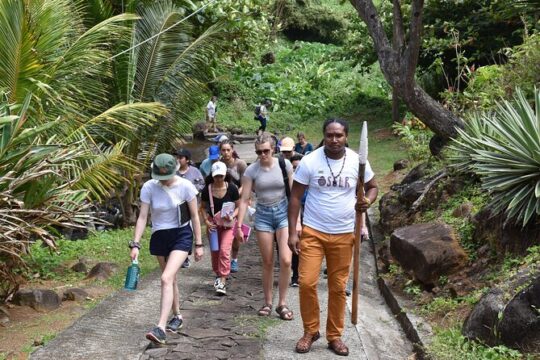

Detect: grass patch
427,326,524,360
234,314,280,339
23,228,157,289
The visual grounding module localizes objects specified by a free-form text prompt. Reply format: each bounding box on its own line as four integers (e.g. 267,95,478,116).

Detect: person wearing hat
199,161,241,295
130,153,203,345
199,145,220,179
175,148,205,269
279,136,302,161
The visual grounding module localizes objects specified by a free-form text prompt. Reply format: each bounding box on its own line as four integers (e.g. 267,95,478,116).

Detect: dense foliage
419,0,536,97
278,0,348,44
0,0,224,300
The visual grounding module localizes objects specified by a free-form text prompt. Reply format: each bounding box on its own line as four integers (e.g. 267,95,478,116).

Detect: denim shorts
150,225,192,256
254,198,289,232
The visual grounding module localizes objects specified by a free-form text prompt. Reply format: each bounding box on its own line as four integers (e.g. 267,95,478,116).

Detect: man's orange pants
298,225,354,341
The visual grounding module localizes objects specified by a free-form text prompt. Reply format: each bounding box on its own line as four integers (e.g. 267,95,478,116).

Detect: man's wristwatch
128,241,141,249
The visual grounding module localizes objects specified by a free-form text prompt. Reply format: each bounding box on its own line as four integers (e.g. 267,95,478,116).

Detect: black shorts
149,225,193,256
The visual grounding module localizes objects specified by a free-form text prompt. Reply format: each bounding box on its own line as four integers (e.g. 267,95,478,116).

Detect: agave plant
449,88,540,226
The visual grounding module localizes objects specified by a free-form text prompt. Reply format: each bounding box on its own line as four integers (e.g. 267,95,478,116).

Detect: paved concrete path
31,211,412,359
263,240,412,360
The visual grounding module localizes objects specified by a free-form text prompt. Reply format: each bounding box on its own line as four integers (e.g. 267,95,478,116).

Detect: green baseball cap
151,153,178,180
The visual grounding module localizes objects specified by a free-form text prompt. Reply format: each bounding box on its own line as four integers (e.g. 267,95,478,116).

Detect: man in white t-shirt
206,95,217,132
288,119,378,356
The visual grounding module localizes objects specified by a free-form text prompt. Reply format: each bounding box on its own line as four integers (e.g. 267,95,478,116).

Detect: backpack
278,155,291,200
254,105,262,116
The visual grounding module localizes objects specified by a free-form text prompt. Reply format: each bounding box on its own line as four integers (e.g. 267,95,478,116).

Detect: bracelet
195,244,204,248
128,240,141,249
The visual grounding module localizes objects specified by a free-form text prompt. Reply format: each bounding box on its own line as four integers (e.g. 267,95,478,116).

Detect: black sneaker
146,326,166,344
166,315,183,333
181,258,191,269
291,277,299,287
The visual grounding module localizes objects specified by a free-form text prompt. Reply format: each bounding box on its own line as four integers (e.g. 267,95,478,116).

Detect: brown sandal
295,331,320,353
328,338,349,356
258,304,272,316
275,305,293,320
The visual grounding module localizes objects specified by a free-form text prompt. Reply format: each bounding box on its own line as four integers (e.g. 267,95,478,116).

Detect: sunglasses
255,149,271,155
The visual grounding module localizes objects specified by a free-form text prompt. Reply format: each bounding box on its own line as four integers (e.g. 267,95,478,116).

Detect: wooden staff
352,121,368,325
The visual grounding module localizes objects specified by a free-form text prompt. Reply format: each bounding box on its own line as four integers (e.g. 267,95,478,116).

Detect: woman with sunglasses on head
130,153,203,345
199,162,240,296
219,139,247,273
236,133,294,321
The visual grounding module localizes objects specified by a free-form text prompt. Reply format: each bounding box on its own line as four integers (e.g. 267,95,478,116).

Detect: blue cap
208,145,220,160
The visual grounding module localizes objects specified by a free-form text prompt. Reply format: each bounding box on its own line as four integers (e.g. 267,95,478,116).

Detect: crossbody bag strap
278,156,291,199
208,184,215,217
159,177,190,226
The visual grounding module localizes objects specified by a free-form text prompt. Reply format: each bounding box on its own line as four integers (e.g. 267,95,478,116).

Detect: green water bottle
124,259,140,291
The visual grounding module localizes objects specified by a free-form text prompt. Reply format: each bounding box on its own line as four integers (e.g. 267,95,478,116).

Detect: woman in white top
236,133,295,320
129,153,203,344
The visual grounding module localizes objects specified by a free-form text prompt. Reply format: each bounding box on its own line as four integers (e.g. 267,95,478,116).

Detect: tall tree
349,0,465,153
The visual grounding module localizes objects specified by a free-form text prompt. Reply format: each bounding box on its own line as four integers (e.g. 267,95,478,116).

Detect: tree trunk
120,181,138,227
392,89,400,124
350,0,465,142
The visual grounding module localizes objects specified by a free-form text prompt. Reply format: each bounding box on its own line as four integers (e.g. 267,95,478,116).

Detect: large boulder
498,275,540,350
473,208,540,255
399,179,429,205
12,289,61,311
462,289,505,346
463,273,540,352
400,163,428,185
390,222,468,285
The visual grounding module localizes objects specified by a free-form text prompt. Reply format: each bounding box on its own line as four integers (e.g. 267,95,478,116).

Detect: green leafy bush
449,88,540,226
391,116,433,162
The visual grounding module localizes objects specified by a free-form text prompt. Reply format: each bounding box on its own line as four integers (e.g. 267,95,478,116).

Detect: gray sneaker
215,281,227,295
146,326,166,344
166,315,183,333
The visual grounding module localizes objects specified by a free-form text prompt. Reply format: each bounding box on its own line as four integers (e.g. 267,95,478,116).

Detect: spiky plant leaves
450,88,540,226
